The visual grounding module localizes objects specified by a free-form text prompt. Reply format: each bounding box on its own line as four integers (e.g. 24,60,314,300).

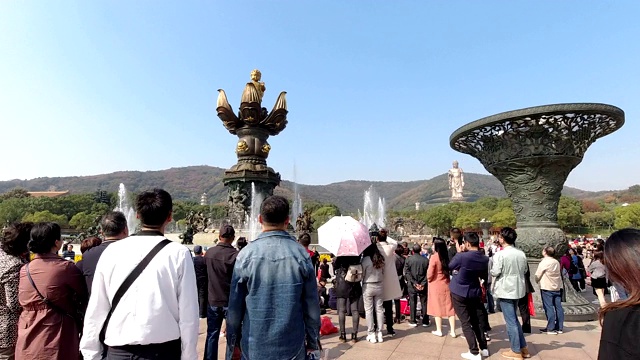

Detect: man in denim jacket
226,195,321,360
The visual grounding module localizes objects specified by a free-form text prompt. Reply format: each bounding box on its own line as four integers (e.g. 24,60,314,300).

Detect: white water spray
115,183,138,234
361,185,386,230
246,183,265,241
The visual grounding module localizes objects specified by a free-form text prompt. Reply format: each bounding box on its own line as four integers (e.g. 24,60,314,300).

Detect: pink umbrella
318,216,372,256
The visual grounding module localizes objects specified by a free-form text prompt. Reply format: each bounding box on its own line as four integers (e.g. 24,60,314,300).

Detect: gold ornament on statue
261,144,271,154
236,141,249,153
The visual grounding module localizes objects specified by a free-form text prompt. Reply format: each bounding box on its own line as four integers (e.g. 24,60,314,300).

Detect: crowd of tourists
0,189,638,359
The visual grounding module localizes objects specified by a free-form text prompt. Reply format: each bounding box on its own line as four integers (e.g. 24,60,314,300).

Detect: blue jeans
541,290,564,331
205,306,227,360
499,299,527,353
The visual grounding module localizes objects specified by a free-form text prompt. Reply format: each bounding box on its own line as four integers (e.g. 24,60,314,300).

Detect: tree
0,197,34,225
419,205,455,236
311,205,341,228
69,211,98,230
557,196,583,231
491,207,517,228
0,188,31,200
614,204,640,229
22,210,68,226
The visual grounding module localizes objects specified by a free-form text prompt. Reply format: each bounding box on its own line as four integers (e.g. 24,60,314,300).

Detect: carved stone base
515,226,568,259
224,169,280,229
527,259,597,322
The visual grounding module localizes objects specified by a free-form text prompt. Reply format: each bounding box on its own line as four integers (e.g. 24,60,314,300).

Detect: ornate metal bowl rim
449,102,625,150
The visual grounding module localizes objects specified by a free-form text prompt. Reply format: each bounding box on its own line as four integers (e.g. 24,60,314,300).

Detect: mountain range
0,165,625,213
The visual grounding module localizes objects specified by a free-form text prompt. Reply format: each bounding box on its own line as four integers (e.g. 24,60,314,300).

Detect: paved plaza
197,303,601,360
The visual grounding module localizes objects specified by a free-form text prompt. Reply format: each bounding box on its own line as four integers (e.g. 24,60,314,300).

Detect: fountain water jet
361,185,386,230
246,183,265,241
115,183,138,233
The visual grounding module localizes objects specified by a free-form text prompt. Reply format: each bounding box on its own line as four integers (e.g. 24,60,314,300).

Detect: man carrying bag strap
98,238,171,346
81,189,199,360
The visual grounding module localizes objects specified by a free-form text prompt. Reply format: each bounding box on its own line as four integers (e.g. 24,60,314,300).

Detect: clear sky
1,1,638,191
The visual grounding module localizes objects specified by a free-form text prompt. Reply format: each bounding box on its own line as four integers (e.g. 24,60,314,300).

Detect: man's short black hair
298,233,311,247
101,211,128,237
463,232,480,247
500,227,517,245
135,189,173,227
260,195,289,225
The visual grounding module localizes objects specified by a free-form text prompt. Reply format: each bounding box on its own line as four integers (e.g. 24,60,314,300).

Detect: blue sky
1,1,638,191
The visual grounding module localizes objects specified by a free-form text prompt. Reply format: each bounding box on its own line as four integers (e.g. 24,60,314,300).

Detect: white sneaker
366,333,377,343
480,349,489,357
431,330,444,337
461,351,481,360
376,331,383,343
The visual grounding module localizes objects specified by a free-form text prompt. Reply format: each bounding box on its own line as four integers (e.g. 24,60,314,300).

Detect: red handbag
527,293,535,316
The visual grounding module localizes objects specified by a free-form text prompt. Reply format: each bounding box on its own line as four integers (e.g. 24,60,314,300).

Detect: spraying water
361,185,386,230
246,183,265,241
115,183,138,234
291,164,303,226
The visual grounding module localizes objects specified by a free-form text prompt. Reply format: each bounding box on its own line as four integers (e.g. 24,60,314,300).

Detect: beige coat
377,242,403,301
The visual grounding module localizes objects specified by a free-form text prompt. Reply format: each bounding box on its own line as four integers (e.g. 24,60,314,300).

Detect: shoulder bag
99,238,171,344
344,264,363,283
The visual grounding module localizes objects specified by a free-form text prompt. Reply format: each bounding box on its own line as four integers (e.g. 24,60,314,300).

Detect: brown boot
501,350,524,359
521,347,531,358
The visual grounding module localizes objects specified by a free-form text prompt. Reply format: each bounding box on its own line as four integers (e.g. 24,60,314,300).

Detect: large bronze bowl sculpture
450,103,624,320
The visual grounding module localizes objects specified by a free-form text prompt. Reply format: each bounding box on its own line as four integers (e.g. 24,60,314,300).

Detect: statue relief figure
448,160,465,199
250,69,266,101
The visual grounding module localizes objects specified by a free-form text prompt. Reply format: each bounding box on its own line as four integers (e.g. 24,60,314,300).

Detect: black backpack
569,258,579,275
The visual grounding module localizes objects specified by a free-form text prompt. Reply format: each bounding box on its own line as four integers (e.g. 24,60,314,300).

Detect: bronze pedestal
450,103,624,321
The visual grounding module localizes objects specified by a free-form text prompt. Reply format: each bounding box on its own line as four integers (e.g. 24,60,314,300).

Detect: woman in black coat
334,256,362,343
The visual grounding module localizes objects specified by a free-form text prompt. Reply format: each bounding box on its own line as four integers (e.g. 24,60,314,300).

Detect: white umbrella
318,216,372,256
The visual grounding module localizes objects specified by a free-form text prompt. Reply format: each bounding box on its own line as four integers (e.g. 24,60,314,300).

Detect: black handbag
560,270,567,303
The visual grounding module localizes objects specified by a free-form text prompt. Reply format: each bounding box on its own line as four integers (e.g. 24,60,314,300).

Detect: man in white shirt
80,188,199,360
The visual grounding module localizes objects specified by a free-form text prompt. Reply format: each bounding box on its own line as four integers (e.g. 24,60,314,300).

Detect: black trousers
197,282,208,319
518,295,531,333
107,339,181,360
393,299,401,321
383,300,394,331
451,293,487,355
408,290,428,325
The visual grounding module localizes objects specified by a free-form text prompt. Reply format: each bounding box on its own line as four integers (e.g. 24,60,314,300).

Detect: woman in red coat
16,222,87,360
427,237,457,337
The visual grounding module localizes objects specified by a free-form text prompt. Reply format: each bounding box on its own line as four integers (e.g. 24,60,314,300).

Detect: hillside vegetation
0,165,634,213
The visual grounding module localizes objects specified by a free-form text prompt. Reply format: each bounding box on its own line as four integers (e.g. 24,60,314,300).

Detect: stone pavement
197,310,601,360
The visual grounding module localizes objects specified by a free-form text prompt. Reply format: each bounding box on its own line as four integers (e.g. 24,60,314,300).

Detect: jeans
337,298,360,335
0,346,14,360
486,286,495,313
393,299,401,321
451,293,487,355
107,339,181,360
613,282,628,300
363,282,384,335
499,299,527,353
408,290,428,325
205,306,228,360
541,290,564,331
